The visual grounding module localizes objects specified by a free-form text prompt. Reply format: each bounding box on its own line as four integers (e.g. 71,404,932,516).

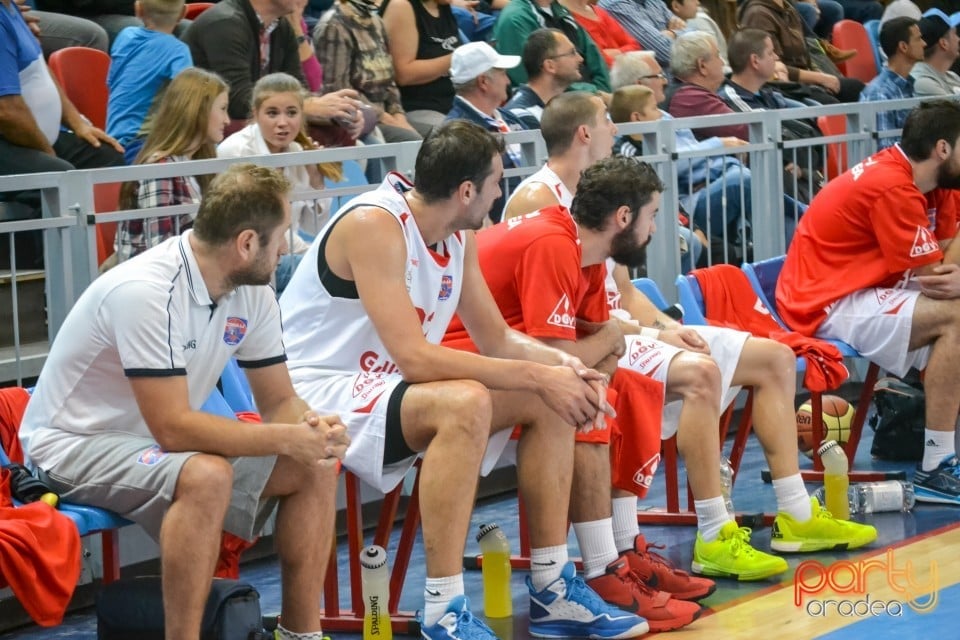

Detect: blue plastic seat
863,20,883,76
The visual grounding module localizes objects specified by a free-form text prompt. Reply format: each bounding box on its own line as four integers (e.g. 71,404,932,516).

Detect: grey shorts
41,433,278,542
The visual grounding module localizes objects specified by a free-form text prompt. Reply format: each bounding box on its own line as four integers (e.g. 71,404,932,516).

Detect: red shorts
607,368,664,498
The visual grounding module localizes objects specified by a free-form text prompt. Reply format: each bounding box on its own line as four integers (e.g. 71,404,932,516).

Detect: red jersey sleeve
578,263,610,324
931,189,959,242
871,184,943,273
516,233,585,341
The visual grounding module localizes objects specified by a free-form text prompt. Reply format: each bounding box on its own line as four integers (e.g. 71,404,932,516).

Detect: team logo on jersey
547,294,576,329
352,371,389,406
627,338,664,372
360,350,400,375
137,444,168,466
753,297,770,316
438,275,453,301
909,226,938,258
222,317,248,345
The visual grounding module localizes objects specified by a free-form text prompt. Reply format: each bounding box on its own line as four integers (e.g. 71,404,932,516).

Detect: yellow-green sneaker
692,521,789,581
770,497,878,553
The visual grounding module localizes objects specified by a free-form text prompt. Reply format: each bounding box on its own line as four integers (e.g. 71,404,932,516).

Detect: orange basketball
796,395,854,457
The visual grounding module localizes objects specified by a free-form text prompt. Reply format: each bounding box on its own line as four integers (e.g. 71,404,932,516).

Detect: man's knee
436,380,493,445
174,454,234,506
667,353,722,403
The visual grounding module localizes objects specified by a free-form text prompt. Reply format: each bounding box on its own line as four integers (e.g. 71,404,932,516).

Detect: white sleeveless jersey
280,173,466,377
505,164,574,212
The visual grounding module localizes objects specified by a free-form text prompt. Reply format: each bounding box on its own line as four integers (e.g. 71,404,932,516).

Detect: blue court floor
3,419,957,639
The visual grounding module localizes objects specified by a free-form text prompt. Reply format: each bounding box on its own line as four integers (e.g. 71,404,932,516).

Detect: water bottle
477,523,512,618
360,545,393,640
719,456,735,516
818,440,850,521
813,481,916,514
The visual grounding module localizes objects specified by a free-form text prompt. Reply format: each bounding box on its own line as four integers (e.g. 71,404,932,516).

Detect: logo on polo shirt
223,317,248,345
910,226,938,258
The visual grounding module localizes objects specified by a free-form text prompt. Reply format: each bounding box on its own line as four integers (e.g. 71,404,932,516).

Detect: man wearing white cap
446,41,535,222
912,9,960,97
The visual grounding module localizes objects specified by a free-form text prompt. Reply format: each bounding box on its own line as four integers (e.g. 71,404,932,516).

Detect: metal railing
0,97,938,383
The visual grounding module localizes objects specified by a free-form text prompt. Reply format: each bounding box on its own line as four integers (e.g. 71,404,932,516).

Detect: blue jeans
452,7,497,42
794,0,843,39
692,165,805,245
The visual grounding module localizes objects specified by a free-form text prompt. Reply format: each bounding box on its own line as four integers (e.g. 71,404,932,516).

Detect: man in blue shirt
860,17,925,149
598,0,684,68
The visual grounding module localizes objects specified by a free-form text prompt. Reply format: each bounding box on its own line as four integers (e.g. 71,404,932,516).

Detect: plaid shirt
115,155,201,262
315,4,403,116
859,68,916,150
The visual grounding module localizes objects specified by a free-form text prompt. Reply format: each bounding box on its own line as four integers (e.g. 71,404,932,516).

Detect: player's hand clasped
918,263,960,299
293,411,350,466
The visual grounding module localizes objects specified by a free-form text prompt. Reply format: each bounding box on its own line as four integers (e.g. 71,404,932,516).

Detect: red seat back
831,20,879,83
184,2,215,20
47,47,111,130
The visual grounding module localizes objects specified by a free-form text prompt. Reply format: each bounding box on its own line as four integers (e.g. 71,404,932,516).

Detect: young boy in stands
106,0,192,163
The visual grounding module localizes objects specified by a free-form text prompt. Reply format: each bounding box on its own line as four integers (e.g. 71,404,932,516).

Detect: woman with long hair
115,67,231,262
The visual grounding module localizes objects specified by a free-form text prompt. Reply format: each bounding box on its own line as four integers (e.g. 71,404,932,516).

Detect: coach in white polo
18,164,349,640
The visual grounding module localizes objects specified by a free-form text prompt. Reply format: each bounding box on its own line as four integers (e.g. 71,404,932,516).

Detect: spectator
14,0,110,56
794,0,844,41
184,0,365,148
777,101,960,505
610,51,804,258
558,0,642,67
115,68,230,262
721,28,825,203
315,0,422,143
494,0,610,94
106,0,192,163
446,42,530,221
671,0,729,73
503,28,583,127
279,120,643,640
860,17,924,150
35,0,189,43
219,73,341,292
451,0,505,42
912,12,960,96
739,0,865,102
597,0,684,69
833,0,881,24
663,32,748,141
0,0,123,178
18,162,349,640
287,0,323,93
380,0,461,136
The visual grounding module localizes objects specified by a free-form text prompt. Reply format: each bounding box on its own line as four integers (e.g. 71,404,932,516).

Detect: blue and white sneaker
419,595,499,640
527,561,650,639
914,455,960,505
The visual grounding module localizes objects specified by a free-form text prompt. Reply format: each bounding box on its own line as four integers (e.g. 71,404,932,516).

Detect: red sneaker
622,534,717,601
587,558,702,632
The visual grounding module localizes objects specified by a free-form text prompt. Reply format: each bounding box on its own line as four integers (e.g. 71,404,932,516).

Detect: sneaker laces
452,607,496,639
566,574,610,611
720,526,758,558
640,540,687,575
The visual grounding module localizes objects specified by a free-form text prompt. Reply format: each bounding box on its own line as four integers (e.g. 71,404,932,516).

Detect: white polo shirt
20,231,286,469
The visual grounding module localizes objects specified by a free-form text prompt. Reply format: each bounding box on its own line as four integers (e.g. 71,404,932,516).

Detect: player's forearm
151,411,300,458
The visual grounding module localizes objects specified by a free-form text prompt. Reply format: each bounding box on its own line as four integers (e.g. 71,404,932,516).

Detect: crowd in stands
7,1,960,639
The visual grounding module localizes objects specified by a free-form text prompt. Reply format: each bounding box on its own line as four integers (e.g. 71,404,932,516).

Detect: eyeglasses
549,49,580,59
639,73,667,81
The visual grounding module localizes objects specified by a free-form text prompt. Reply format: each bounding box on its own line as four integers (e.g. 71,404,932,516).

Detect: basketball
796,395,854,457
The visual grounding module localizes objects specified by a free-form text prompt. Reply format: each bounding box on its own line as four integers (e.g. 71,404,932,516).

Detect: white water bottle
719,456,735,516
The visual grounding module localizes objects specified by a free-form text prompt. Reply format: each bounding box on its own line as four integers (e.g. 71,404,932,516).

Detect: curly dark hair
414,120,505,203
901,100,960,162
571,157,664,231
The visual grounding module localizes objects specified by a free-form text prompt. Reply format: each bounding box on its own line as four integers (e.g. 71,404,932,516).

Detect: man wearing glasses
505,28,586,127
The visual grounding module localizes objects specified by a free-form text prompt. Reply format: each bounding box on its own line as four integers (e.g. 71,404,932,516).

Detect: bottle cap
816,440,840,457
360,545,387,570
476,523,501,542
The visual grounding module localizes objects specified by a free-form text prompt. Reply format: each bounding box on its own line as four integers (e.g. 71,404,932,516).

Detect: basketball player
498,93,877,589
278,121,649,640
778,100,960,505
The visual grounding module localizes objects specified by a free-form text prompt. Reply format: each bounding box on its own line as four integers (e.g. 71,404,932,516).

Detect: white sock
423,574,464,626
572,518,619,580
530,544,568,591
695,497,733,542
611,496,640,553
275,624,326,640
922,429,956,471
772,473,812,521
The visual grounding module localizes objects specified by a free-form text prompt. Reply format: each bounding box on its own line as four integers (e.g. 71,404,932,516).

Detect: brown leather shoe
820,39,857,63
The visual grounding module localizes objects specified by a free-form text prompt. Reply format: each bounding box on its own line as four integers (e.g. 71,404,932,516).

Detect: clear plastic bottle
813,480,916,514
477,523,512,618
818,440,850,521
719,456,735,516
360,545,393,640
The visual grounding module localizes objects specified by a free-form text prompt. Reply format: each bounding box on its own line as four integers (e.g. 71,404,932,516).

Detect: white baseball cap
450,42,521,84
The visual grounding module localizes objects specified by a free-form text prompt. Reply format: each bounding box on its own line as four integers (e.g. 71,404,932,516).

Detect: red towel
609,368,665,498
0,387,29,464
692,265,848,392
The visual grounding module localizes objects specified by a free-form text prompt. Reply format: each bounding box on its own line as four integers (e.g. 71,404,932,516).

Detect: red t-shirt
777,146,958,335
443,206,609,350
570,7,642,67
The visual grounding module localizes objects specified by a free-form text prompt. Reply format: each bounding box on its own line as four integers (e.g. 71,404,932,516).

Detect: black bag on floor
868,375,925,461
96,576,268,640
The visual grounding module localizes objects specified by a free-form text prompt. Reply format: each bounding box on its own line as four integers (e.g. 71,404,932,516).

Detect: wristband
640,326,660,339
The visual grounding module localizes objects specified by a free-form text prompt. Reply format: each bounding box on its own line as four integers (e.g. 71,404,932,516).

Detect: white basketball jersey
280,173,466,377
505,164,574,212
